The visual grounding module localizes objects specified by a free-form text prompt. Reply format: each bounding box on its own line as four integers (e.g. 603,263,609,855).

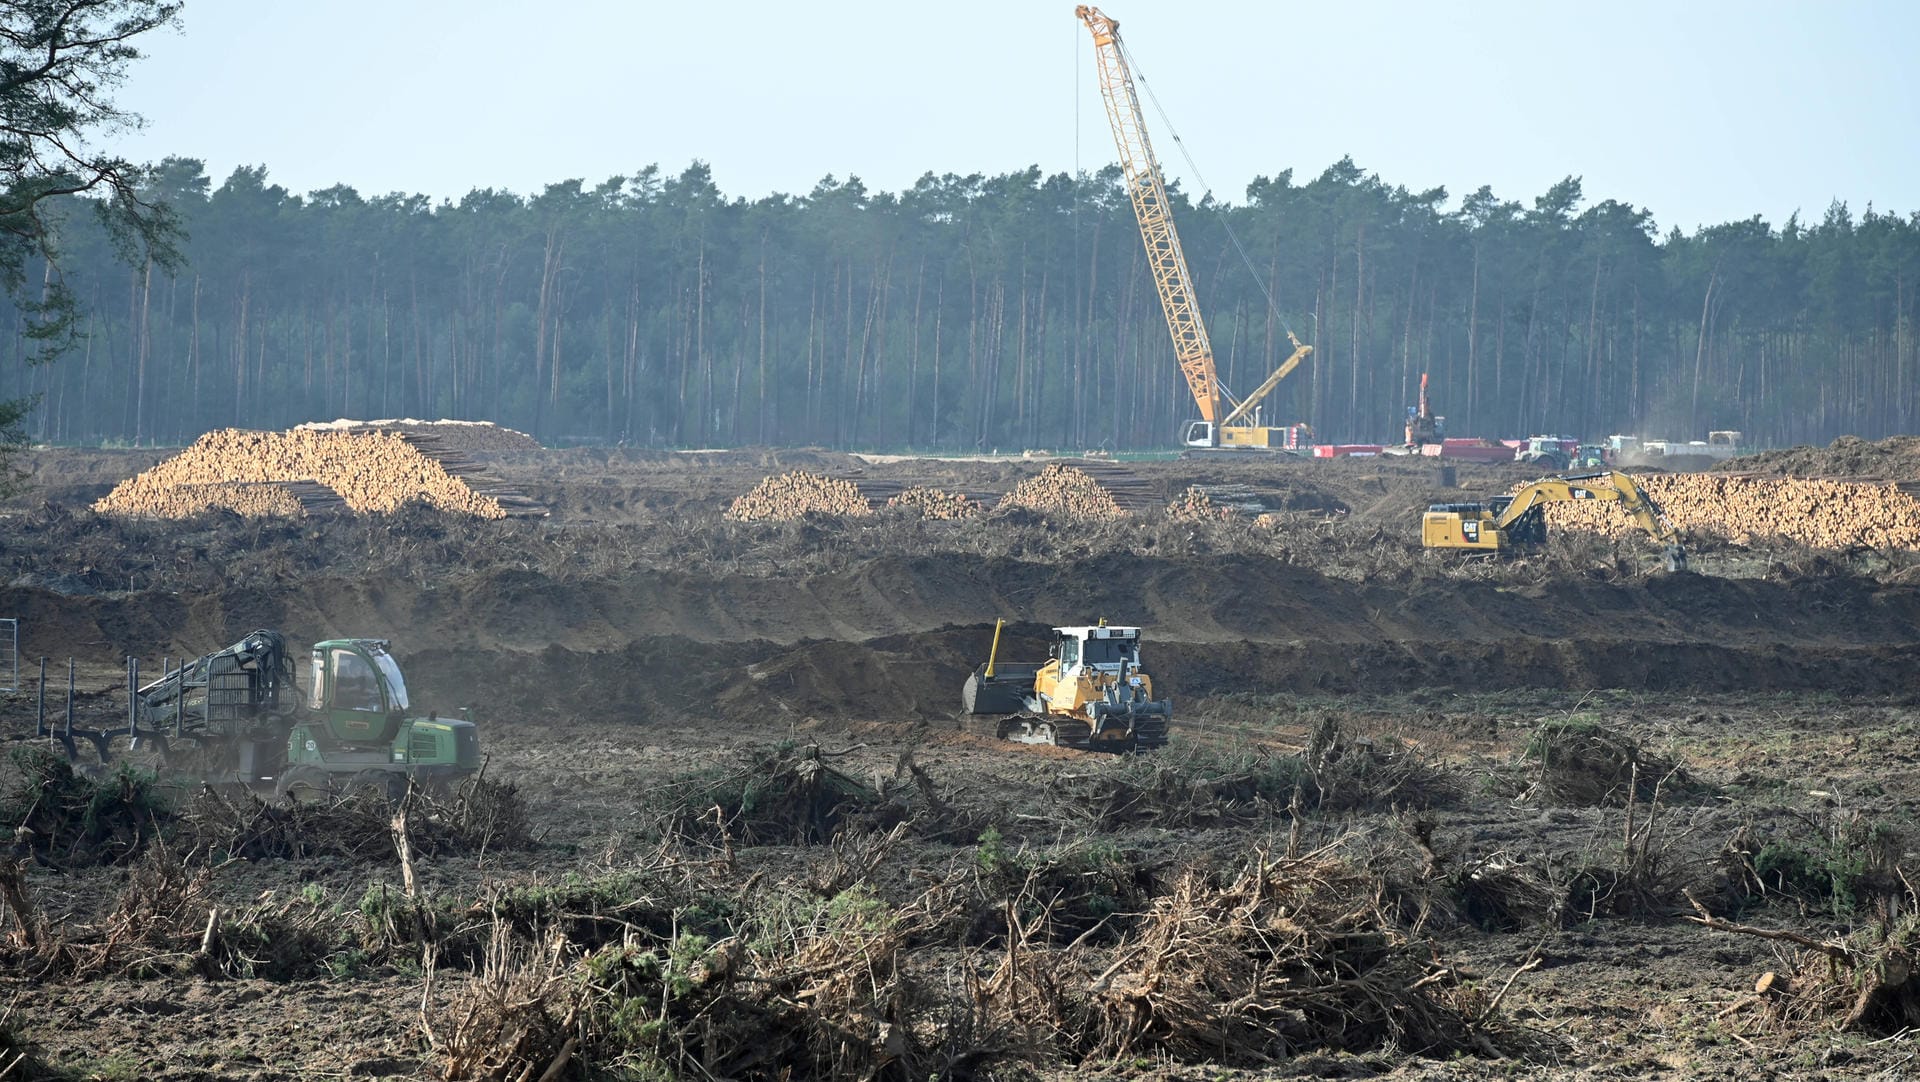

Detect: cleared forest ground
3,443,1920,1079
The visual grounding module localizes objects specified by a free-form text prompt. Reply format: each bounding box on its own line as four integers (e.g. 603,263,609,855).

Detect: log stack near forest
293,418,542,451
92,427,539,519
725,471,874,520
1544,474,1920,550
1166,486,1234,522
997,463,1126,518
883,486,983,520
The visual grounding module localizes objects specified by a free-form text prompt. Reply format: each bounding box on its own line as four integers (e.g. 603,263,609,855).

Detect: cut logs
883,486,982,520
92,428,531,519
292,418,541,451
1166,486,1233,522
1543,474,1920,550
725,471,874,521
997,463,1124,518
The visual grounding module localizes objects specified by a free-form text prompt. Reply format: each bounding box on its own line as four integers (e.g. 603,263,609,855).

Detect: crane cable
1119,39,1299,342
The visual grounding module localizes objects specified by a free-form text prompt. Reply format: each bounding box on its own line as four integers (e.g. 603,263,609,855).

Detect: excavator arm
1497,470,1687,569
1076,5,1222,424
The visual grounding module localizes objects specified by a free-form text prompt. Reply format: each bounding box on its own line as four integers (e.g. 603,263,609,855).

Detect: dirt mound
292,418,541,450
1719,435,1920,480
725,471,872,520
1546,474,1920,549
92,429,510,518
998,463,1122,518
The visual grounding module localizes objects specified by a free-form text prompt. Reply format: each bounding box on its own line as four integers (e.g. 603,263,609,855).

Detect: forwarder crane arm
1076,5,1223,424
135,629,294,719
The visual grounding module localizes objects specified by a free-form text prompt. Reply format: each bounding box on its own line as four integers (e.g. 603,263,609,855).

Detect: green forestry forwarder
46,629,477,802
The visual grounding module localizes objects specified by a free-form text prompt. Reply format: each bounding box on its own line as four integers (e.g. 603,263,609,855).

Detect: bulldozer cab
308,639,411,745
1051,625,1142,675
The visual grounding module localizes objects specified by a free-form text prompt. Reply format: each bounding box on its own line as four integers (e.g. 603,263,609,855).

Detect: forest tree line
2,155,1916,452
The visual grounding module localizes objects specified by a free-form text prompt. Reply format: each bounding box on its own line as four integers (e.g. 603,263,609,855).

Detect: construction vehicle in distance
1421,470,1688,571
48,629,478,801
963,619,1171,751
1515,436,1575,471
1402,372,1443,447
1076,6,1314,453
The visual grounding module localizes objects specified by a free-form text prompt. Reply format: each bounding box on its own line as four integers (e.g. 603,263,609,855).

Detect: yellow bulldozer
1422,469,1687,571
961,620,1171,751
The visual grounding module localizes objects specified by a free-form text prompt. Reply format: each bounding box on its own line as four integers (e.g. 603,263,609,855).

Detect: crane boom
1076,5,1221,424
1218,332,1312,428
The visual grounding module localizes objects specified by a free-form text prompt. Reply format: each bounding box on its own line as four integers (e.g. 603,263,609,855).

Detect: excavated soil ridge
7,556,1919,722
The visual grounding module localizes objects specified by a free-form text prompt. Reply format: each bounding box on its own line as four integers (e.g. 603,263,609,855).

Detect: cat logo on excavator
961,619,1171,751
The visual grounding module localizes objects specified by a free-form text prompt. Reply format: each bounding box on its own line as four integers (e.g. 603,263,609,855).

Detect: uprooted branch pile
1514,718,1692,807
725,471,873,520
1690,900,1920,1037
1543,474,1920,549
93,428,516,518
982,843,1523,1063
883,485,982,519
420,841,1533,1081
658,743,897,845
998,463,1124,518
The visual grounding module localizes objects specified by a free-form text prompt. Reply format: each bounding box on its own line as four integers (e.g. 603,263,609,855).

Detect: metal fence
1,619,16,692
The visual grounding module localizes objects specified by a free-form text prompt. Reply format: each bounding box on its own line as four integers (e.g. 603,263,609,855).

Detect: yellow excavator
962,620,1171,751
1422,470,1688,571
1076,6,1313,452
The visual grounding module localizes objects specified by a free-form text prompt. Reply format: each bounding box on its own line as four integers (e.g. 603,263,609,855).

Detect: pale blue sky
112,0,1918,233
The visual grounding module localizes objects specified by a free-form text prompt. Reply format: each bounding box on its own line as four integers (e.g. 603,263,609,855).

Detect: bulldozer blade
962,664,1040,715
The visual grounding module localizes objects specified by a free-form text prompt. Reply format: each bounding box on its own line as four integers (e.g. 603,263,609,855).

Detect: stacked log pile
998,463,1125,518
883,486,982,520
293,418,541,450
165,483,305,518
1543,474,1920,550
92,428,515,519
1069,461,1164,512
725,471,873,520
1166,486,1233,522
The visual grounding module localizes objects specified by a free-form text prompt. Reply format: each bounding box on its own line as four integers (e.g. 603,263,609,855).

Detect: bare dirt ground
3,445,1920,1080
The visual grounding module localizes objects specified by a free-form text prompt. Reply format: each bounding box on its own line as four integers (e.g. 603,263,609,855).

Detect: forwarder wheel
275,765,334,805
347,769,409,805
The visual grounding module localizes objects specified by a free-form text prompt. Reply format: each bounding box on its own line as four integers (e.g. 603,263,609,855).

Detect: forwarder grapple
962,620,1171,752
46,629,478,801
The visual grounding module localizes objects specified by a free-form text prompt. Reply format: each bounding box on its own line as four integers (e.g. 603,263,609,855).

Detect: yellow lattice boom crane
1076,5,1313,451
